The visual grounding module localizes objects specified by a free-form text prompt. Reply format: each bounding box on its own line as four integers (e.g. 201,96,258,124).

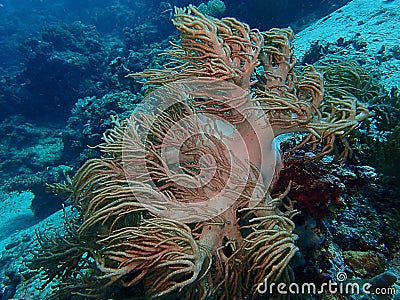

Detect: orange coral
32,5,368,300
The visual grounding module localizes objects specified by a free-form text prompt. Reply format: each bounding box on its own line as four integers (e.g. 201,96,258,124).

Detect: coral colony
32,6,368,299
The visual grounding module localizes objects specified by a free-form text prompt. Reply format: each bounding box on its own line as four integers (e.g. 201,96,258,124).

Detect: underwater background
0,0,399,299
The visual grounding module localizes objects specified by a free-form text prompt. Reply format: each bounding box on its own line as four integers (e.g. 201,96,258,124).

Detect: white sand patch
293,0,400,90
0,191,36,241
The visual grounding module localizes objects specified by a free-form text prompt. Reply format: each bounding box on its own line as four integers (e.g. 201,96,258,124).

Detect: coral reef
198,0,226,17
0,22,109,122
272,153,376,217
64,91,142,158
30,6,369,300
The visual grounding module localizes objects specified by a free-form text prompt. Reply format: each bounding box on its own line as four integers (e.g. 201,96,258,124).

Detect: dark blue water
0,0,349,74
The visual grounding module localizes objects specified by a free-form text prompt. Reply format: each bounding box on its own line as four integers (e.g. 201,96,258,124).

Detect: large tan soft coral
32,6,369,300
